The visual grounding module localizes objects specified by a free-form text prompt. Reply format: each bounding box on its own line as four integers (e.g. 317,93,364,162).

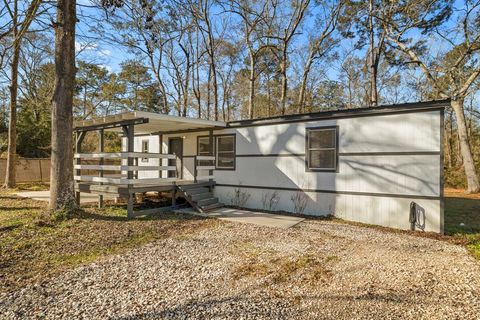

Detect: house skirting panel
213,185,442,233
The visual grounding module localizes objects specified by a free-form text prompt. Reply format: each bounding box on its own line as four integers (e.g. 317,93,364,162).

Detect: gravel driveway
1,219,479,319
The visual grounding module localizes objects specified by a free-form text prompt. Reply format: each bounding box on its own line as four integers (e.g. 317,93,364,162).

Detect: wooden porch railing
194,155,215,183
74,152,177,185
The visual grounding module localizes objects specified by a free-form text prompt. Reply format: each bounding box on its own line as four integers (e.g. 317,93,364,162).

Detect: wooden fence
0,158,50,183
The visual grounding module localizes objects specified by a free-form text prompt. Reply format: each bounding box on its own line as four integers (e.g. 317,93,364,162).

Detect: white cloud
75,41,98,53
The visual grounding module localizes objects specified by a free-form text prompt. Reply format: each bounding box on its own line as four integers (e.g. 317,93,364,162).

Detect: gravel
1,219,479,319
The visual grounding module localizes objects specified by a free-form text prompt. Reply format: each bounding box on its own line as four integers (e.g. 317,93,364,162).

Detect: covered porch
73,111,226,217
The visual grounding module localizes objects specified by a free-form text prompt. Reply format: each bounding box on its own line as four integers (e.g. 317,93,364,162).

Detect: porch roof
74,111,227,134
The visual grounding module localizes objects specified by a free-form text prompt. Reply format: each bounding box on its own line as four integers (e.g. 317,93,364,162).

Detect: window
306,127,337,171
198,136,213,157
197,134,236,170
197,136,214,167
216,135,235,169
141,140,149,162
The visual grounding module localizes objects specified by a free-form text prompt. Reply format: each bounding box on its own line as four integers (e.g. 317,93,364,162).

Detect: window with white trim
306,127,337,171
215,135,235,169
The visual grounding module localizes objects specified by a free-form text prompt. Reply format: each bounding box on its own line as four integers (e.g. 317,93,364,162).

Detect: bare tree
339,0,387,107
297,0,342,112
2,0,42,188
366,0,385,106
50,0,77,210
217,38,240,120
191,24,206,118
382,0,480,193
269,0,310,115
98,0,170,113
188,0,220,120
226,0,277,119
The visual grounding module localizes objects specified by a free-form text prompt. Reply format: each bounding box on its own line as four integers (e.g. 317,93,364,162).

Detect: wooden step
201,202,223,211
197,197,218,207
191,192,213,201
183,187,210,195
179,182,212,190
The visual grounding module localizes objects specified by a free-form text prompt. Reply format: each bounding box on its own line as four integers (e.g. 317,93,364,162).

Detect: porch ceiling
74,111,227,134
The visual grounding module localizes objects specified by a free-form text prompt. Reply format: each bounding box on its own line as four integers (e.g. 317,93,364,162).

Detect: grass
444,188,480,259
0,184,217,293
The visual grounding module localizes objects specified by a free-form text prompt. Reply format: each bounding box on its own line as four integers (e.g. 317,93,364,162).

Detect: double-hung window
197,134,236,170
197,136,214,167
306,127,338,171
215,135,235,170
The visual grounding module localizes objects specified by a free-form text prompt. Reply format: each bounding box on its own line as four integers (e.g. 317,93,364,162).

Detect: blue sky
64,0,479,109
74,0,349,75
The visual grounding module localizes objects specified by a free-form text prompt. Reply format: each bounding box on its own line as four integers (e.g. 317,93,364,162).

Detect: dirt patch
232,242,333,285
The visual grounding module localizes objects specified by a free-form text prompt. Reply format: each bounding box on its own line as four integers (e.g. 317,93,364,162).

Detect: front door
168,138,183,178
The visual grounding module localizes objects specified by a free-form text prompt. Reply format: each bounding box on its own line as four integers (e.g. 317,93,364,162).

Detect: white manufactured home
74,100,447,233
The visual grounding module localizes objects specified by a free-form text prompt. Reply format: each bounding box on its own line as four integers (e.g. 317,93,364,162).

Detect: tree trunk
194,29,201,118
451,98,480,193
183,59,190,117
248,56,255,119
267,76,272,117
206,65,211,120
192,56,201,118
368,0,378,107
147,55,168,114
50,0,77,210
445,120,452,168
211,57,218,121
298,52,314,114
280,47,288,115
221,79,227,121
370,58,378,106
4,0,19,188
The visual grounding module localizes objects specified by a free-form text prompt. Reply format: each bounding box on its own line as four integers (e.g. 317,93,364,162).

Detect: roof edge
227,99,449,128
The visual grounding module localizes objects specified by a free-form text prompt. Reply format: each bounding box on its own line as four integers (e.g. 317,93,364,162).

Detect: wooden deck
75,180,214,198
73,117,217,218
75,180,216,218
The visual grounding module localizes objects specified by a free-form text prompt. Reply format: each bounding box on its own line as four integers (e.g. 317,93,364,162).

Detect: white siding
137,135,162,179
155,110,443,233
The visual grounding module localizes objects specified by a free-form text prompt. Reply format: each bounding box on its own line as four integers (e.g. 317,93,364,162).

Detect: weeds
230,187,251,207
291,191,308,214
261,191,280,211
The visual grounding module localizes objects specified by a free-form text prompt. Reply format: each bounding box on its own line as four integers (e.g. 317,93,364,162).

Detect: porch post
158,133,163,179
208,129,213,186
98,129,104,208
122,124,135,218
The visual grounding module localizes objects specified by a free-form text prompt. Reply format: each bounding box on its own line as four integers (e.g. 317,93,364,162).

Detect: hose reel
409,201,426,231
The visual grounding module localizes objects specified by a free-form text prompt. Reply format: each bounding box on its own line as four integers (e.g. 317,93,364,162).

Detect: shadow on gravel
110,291,413,320
111,296,293,320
